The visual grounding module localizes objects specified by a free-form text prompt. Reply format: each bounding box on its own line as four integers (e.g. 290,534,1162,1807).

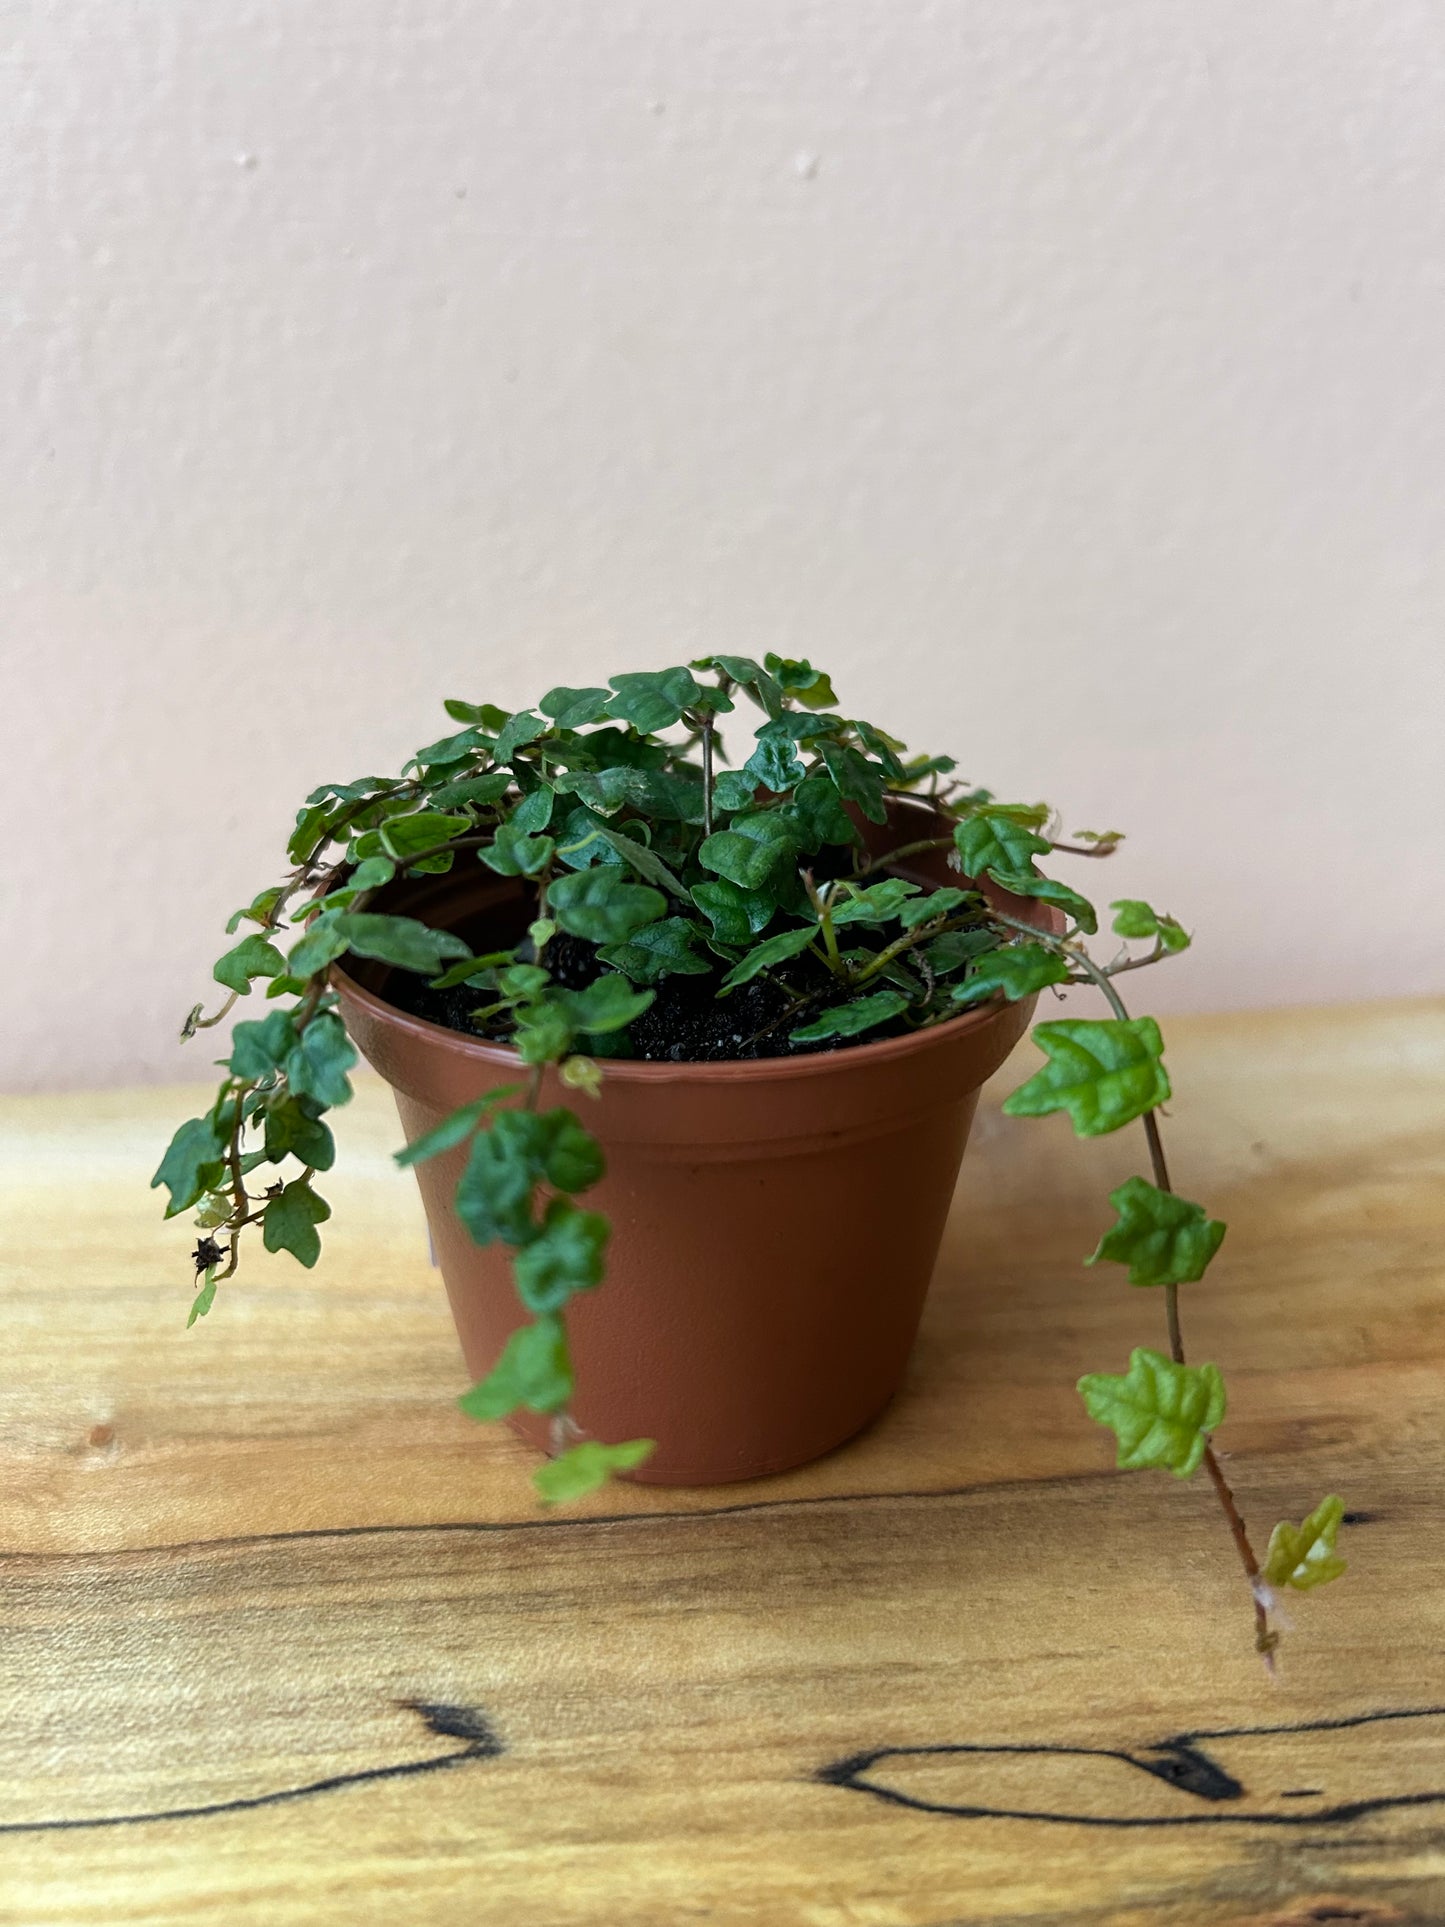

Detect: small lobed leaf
547,868,668,944
719,923,817,991
187,1269,219,1327
697,812,799,891
898,886,970,929
596,827,688,898
263,1094,336,1170
558,973,655,1035
533,1437,655,1504
951,943,1070,1006
1077,1347,1226,1478
458,1314,574,1421
287,917,351,979
261,1178,332,1268
764,653,837,711
1111,898,1191,953
443,699,509,730
598,916,712,983
331,912,472,977
1002,874,1099,935
1087,1175,1226,1287
394,1088,524,1168
213,934,285,995
378,809,473,864
540,685,612,729
1261,1495,1348,1592
229,1011,298,1081
820,742,887,825
152,1116,227,1219
493,711,546,761
743,720,806,793
605,667,702,734
791,988,910,1044
690,877,777,944
924,928,1000,976
481,824,556,877
513,1198,609,1313
1003,1017,1170,1137
828,877,921,928
953,810,1050,884
284,1012,358,1109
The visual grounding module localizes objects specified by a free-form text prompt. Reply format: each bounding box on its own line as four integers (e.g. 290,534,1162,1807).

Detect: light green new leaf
792,988,910,1044
1078,1347,1226,1478
1261,1495,1348,1592
513,1198,609,1313
1088,1175,1227,1287
187,1268,219,1327
1111,899,1191,954
605,667,702,734
152,1116,227,1218
547,868,668,944
458,1314,573,1421
378,809,473,863
330,912,471,976
533,1437,656,1504
213,933,285,995
719,923,817,991
951,943,1070,1006
953,808,1050,883
1003,1017,1170,1137
393,1088,523,1168
261,1178,332,1268
284,1012,358,1109
598,916,712,983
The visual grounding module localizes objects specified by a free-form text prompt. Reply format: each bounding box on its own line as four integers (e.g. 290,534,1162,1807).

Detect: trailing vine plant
156,658,1345,1648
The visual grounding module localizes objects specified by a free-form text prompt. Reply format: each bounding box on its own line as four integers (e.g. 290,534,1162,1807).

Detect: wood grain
2,1000,1443,1924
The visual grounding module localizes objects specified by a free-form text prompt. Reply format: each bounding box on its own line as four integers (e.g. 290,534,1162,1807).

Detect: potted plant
156,657,1345,1656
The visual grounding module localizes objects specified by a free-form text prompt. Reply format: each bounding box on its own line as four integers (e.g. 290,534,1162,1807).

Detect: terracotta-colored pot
334,801,1054,1485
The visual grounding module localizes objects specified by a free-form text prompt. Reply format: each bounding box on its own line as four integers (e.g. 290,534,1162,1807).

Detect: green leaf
791,988,910,1043
286,917,351,979
1111,899,1191,954
539,1108,605,1192
764,653,837,710
555,766,652,820
605,667,702,734
533,1437,655,1504
513,1001,575,1066
261,1178,332,1268
712,769,759,813
213,933,284,995
510,786,555,836
828,878,921,928
493,710,546,761
226,886,284,935
284,1012,358,1109
744,720,806,793
513,1199,609,1313
455,1113,542,1246
953,810,1050,883
1261,1495,1348,1592
898,886,969,929
691,653,785,718
547,868,668,944
287,802,334,864
540,685,612,729
1087,1176,1227,1287
599,916,712,983
1003,874,1099,935
1077,1347,1226,1478
458,1314,573,1421
559,974,655,1035
152,1116,227,1218
820,742,887,824
594,827,688,899
187,1269,218,1327
719,923,817,991
481,824,556,877
690,878,777,944
412,726,486,768
790,774,859,846
263,1094,336,1170
428,770,513,810
924,928,999,975
443,699,509,729
394,1088,523,1168
378,810,472,863
228,1010,298,1081
698,812,798,890
330,913,471,976
1003,1017,1170,1137
951,943,1070,1006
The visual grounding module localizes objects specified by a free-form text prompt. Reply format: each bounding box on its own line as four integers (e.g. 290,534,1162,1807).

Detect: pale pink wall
3,0,1443,1090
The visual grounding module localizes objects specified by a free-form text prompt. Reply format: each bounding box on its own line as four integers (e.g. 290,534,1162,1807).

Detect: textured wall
3,0,1442,1090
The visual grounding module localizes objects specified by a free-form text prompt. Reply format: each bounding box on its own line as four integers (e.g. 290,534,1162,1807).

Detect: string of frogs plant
156,657,1345,1653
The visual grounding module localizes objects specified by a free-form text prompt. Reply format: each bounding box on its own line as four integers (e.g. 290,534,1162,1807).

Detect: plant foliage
160,656,1343,1653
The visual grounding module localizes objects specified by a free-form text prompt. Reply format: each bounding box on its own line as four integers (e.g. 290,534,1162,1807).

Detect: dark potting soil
382,930,915,1063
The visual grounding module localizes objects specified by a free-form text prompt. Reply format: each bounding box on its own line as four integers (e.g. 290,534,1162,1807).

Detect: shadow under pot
333,802,1057,1486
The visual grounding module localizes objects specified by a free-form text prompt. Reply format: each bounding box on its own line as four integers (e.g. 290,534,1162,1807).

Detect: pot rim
333,954,1043,1089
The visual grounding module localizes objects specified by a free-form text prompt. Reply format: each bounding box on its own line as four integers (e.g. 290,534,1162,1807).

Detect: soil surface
382,930,918,1062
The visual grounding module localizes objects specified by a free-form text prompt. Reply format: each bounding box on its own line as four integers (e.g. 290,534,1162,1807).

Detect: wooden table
3,1001,1443,1925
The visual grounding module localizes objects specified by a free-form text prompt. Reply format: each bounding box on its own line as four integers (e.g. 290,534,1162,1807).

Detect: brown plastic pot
334,800,1055,1486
